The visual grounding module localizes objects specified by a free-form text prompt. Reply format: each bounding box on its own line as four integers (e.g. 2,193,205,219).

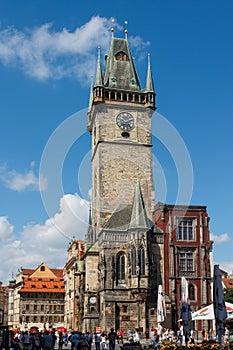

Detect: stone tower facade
87,38,155,238
65,32,213,334
79,34,161,333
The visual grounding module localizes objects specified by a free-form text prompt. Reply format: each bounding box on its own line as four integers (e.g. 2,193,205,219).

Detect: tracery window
132,247,136,275
139,246,145,275
117,253,125,281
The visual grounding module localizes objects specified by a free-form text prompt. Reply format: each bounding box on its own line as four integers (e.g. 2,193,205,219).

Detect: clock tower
88,34,156,238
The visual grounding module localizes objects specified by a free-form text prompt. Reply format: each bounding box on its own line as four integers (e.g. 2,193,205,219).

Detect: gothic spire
85,207,93,245
145,53,154,92
87,78,94,114
94,46,103,87
129,179,150,230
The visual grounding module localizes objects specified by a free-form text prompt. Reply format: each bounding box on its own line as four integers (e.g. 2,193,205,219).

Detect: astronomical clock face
116,112,135,131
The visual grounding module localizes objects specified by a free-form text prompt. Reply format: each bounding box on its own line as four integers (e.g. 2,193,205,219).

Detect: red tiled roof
19,277,65,293
223,278,233,289
51,269,64,278
22,269,34,275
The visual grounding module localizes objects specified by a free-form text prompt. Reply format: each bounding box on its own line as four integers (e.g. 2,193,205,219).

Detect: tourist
108,328,117,350
42,331,53,350
94,332,101,350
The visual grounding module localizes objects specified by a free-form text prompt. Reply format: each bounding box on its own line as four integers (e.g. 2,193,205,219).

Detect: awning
191,302,233,320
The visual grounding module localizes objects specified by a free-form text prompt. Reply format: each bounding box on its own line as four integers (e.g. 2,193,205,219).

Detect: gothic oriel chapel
64,31,213,333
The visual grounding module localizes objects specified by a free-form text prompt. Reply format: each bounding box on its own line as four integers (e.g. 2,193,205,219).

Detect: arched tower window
132,247,136,275
40,265,45,272
139,246,145,275
117,253,125,281
115,51,129,61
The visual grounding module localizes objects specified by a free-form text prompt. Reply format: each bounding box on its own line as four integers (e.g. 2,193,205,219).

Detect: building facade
9,263,65,330
154,203,213,329
63,240,85,330
64,32,213,333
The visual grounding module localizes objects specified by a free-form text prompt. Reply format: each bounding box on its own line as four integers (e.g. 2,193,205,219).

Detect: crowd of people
145,325,232,347
9,325,233,350
11,327,122,350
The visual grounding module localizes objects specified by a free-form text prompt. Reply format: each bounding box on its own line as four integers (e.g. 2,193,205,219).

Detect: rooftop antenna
124,20,128,39
111,18,115,38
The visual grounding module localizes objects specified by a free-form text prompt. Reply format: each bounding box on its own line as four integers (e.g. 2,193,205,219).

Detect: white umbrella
191,302,233,320
157,284,166,323
213,264,227,350
181,276,189,303
157,284,166,342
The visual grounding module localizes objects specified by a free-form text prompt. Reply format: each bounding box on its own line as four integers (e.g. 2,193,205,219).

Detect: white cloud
0,17,150,83
0,163,47,192
210,232,231,244
0,216,14,242
0,193,89,284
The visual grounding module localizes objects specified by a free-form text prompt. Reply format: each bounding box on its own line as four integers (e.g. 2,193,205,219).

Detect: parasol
213,264,227,350
180,276,192,346
57,327,67,333
157,284,166,342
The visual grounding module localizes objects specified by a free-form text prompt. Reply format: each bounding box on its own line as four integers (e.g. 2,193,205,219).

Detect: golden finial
111,18,115,37
124,20,128,39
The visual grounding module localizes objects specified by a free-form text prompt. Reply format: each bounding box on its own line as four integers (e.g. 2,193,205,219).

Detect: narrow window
132,247,136,275
117,253,125,281
139,246,145,275
189,284,195,301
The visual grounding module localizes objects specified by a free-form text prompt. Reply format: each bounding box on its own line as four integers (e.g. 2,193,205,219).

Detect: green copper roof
129,179,151,230
103,204,133,230
145,53,154,92
103,37,141,91
103,180,151,231
95,46,103,86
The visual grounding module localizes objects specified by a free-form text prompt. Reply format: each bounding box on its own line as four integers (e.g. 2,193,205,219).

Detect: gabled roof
22,264,63,279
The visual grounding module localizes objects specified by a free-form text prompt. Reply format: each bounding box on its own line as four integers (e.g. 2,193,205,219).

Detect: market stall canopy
191,302,233,320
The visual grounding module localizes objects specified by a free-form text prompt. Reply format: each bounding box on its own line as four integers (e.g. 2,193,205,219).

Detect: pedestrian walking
108,329,117,350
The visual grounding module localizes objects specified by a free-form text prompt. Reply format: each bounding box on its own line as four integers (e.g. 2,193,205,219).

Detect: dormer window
115,51,129,61
40,265,45,272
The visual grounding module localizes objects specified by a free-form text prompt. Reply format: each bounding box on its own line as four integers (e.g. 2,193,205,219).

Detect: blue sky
0,0,233,284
